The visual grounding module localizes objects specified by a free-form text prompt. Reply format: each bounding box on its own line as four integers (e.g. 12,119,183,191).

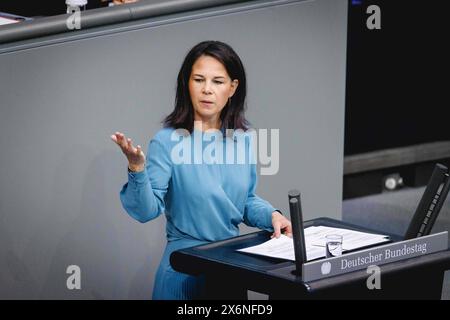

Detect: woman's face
189,55,238,127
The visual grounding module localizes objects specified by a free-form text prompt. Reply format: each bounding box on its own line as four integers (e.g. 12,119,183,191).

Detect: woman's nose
202,81,213,94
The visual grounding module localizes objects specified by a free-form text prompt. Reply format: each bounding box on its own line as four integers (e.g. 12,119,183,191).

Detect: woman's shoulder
150,127,175,145
150,126,189,146
152,126,175,142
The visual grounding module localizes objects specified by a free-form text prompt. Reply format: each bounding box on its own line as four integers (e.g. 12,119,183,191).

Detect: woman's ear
229,79,239,98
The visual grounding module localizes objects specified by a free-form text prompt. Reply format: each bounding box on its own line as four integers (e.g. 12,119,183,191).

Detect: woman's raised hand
111,132,145,172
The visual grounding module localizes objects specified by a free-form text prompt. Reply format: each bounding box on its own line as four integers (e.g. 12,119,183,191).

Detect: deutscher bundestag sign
302,231,448,282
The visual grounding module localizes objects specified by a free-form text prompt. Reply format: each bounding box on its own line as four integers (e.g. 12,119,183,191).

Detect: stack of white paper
238,226,390,261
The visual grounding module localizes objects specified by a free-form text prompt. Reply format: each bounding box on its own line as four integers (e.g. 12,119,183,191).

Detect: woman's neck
194,119,222,132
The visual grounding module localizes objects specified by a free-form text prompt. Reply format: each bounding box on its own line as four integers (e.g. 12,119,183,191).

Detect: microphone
288,189,307,275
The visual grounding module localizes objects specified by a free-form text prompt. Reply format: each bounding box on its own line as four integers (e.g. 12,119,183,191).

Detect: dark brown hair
163,40,249,133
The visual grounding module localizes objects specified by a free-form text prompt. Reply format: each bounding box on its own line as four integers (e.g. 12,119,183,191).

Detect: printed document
238,226,390,261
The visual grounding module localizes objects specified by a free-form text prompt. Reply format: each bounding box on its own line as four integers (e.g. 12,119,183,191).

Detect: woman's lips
200,101,214,107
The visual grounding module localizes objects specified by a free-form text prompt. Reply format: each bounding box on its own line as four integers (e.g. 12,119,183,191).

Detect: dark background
345,0,450,155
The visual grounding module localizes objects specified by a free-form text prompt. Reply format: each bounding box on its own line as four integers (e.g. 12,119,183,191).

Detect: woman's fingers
136,144,143,156
127,138,142,156
282,223,293,235
283,227,293,238
111,132,135,154
111,132,124,147
111,132,145,167
118,133,128,149
112,132,124,145
271,220,281,239
126,138,135,153
279,220,293,238
271,212,293,239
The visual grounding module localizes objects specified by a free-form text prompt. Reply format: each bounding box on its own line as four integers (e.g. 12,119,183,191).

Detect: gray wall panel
0,0,347,299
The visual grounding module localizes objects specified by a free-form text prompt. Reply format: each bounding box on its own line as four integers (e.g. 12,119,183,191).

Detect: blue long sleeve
120,139,172,223
243,163,275,231
119,127,278,300
119,127,275,242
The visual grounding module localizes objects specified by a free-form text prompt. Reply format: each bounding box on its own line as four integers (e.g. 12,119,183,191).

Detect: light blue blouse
120,127,276,299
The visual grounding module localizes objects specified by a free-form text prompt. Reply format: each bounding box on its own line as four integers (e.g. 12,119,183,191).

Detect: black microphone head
288,189,301,200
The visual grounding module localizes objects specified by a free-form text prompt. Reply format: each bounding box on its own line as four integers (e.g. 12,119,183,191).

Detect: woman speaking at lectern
111,40,292,299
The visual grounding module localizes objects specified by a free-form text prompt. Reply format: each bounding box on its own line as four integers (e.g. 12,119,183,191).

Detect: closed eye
194,79,224,84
